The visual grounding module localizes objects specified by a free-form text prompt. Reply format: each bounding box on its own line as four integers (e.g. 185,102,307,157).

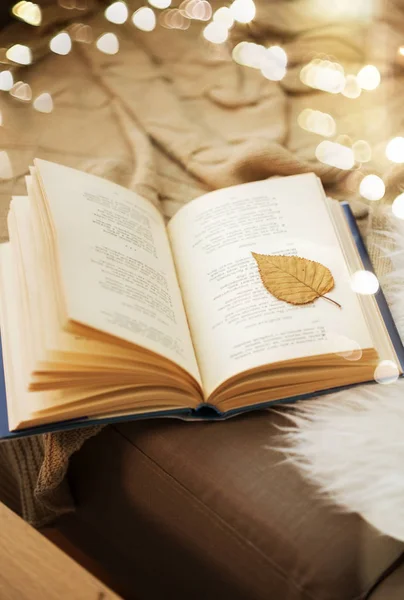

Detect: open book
0,159,403,437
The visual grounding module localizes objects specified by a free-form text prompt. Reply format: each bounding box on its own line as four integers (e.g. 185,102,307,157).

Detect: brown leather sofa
52,410,404,599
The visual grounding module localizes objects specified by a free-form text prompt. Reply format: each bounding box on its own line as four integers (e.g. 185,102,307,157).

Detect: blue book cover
1,203,403,440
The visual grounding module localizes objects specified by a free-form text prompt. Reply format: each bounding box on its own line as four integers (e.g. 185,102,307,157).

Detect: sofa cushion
67,411,404,600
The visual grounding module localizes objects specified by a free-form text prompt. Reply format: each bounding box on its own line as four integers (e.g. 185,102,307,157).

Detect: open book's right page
168,174,374,398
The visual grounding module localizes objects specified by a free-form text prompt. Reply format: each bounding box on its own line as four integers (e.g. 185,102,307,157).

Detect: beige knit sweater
1,0,404,526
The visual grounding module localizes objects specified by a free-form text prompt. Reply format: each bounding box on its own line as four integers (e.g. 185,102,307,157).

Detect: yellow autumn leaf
252,253,341,308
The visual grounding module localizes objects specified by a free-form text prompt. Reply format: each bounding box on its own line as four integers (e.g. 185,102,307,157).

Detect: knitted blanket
1,0,404,526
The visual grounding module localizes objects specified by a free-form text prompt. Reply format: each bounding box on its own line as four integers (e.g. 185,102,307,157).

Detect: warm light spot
399,46,404,57
260,45,288,80
298,109,336,137
359,174,385,201
195,1,213,20
260,46,287,81
96,32,119,54
213,6,234,28
386,137,404,163
105,1,128,24
374,360,400,384
148,0,171,7
351,270,379,295
261,64,286,81
357,65,380,90
392,192,404,219
300,59,345,94
183,0,212,20
203,22,228,44
12,1,41,26
297,109,312,128
132,7,156,31
338,344,363,361
267,46,287,68
230,0,256,23
178,0,188,14
341,74,361,98
160,8,190,29
315,140,355,170
0,151,13,180
232,42,266,68
50,32,72,55
10,81,32,102
352,140,371,163
6,44,32,65
33,92,53,113
0,71,14,91
334,335,363,361
69,23,93,43
232,42,245,64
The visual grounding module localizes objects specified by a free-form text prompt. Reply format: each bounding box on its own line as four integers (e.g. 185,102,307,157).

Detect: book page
168,174,374,397
34,159,201,384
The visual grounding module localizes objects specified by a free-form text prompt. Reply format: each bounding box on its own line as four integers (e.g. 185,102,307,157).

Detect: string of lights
3,0,404,214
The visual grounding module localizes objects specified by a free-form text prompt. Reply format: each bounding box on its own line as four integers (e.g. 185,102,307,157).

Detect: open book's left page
34,159,201,383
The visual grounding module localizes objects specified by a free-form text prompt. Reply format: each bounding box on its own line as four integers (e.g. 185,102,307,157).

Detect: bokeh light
0,71,14,91
230,0,256,23
315,141,355,170
132,7,156,31
203,21,228,43
386,137,404,163
105,1,128,24
350,270,380,295
392,193,404,219
12,1,41,26
266,46,287,68
183,0,212,20
374,360,400,384
10,81,32,102
334,336,363,361
298,109,336,137
96,32,120,54
352,140,372,163
69,23,93,43
300,60,345,94
232,42,266,68
261,64,285,81
232,42,288,80
50,32,72,55
359,174,385,201
357,64,380,90
342,74,361,99
33,93,53,113
261,46,287,81
149,0,171,8
213,6,234,28
160,8,190,29
6,44,32,65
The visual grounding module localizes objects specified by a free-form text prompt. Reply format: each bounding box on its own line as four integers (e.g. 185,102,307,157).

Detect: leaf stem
322,295,342,309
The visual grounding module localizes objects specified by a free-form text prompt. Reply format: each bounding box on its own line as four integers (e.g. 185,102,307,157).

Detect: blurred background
0,0,404,235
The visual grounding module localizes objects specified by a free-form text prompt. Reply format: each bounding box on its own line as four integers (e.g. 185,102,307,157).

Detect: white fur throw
281,212,404,542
